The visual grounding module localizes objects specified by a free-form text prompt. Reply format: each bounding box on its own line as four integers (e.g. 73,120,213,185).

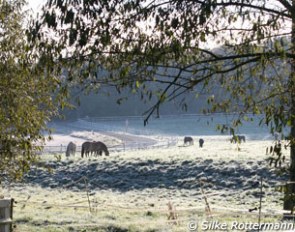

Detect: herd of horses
65,135,246,157
184,134,246,147
184,136,205,147
81,141,109,157
66,141,109,158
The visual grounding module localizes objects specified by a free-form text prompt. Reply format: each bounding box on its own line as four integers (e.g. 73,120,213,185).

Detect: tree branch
191,0,291,18
277,0,293,13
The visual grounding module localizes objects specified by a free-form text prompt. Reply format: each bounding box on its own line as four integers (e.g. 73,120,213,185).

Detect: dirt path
101,131,158,148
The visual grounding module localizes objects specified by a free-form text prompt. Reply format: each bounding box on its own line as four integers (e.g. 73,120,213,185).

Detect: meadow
1,134,291,232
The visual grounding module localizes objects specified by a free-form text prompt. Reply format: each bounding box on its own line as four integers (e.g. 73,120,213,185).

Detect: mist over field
61,55,282,122
61,86,208,120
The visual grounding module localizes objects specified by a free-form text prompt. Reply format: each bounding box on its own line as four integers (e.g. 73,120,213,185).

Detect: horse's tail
81,145,84,158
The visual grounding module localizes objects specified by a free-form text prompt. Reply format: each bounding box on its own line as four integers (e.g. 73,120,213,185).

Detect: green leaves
44,11,57,28
199,31,205,42
69,28,78,46
65,9,75,24
0,0,66,181
171,17,179,29
79,27,90,47
266,141,286,169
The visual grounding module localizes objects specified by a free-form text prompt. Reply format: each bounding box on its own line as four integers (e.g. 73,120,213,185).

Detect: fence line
15,198,295,232
14,197,292,217
40,137,179,155
14,199,289,216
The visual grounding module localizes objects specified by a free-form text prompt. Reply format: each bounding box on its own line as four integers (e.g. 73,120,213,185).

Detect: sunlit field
1,137,292,231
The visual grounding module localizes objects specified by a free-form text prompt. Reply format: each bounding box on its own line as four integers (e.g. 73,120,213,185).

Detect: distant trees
34,0,294,210
0,0,67,180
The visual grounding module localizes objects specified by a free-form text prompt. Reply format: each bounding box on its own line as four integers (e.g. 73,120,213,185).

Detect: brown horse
184,136,194,146
92,141,109,156
81,141,93,158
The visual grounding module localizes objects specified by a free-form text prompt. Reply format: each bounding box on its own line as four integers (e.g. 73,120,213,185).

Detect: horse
184,136,194,146
239,135,246,142
230,135,246,143
199,138,204,148
81,141,93,158
92,141,109,156
66,142,76,157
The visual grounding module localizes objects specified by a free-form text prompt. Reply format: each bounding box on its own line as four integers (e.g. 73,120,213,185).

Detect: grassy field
1,138,292,231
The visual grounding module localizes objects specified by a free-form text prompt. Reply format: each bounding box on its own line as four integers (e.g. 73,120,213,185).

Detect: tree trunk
283,1,295,211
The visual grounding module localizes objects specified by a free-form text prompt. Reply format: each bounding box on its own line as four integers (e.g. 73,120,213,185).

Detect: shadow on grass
15,219,130,232
23,157,287,193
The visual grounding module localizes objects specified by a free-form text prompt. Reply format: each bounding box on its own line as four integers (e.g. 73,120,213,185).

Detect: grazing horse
66,142,76,157
81,141,93,158
230,135,246,143
184,136,194,146
199,138,204,148
92,141,109,156
81,141,109,158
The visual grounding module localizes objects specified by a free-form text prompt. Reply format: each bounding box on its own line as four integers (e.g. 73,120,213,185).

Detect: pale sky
28,0,46,13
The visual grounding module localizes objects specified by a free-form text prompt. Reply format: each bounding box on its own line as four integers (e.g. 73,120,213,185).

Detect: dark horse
81,141,109,158
199,138,204,148
92,141,109,156
184,136,194,146
81,141,93,158
66,141,76,157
